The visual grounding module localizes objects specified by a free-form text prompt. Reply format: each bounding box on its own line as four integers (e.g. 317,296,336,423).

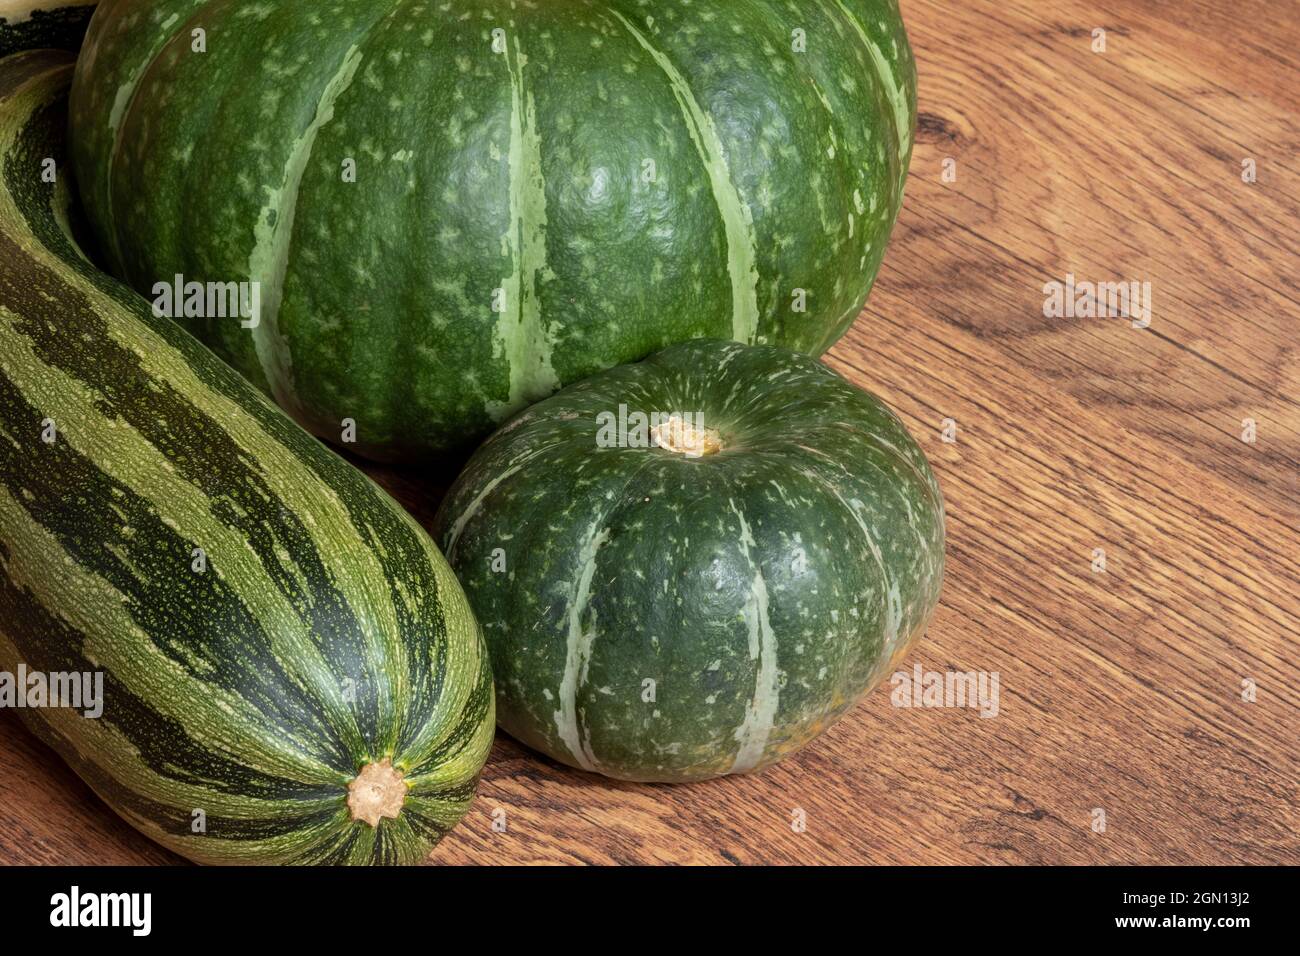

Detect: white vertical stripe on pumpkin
493,31,558,422
247,41,365,424
795,461,901,652
554,521,610,772
99,1,207,274
729,501,780,773
834,0,912,167
609,9,761,347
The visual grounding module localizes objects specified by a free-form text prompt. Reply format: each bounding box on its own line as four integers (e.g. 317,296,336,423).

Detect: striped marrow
67,0,918,461
433,339,944,782
0,50,494,865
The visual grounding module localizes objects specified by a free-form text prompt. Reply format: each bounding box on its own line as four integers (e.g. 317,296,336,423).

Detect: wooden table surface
2,0,1297,866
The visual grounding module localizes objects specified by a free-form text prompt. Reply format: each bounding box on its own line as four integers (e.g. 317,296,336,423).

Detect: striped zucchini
0,50,494,865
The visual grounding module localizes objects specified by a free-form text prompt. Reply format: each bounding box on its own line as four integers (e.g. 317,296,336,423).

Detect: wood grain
1,0,1296,866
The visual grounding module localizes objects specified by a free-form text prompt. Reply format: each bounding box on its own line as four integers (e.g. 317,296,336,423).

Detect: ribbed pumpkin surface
68,0,917,460
434,339,944,782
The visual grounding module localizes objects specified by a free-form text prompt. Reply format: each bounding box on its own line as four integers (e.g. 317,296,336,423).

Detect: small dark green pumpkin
434,339,945,782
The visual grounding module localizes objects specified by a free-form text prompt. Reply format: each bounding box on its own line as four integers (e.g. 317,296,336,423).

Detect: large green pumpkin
67,0,916,461
432,340,944,782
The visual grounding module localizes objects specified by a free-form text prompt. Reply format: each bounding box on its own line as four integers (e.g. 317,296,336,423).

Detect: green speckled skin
68,0,917,461
433,339,944,782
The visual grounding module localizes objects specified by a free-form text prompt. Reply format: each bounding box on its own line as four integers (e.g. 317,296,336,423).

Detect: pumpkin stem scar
347,759,407,827
651,415,724,457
